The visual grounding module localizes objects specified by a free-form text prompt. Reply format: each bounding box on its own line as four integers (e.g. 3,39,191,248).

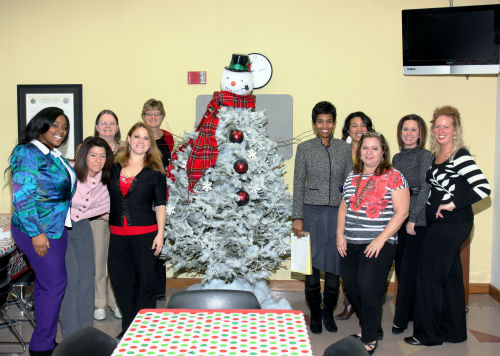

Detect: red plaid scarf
169,91,255,194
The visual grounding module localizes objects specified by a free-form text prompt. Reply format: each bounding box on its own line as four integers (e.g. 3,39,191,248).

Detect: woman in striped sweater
337,132,409,355
405,106,491,346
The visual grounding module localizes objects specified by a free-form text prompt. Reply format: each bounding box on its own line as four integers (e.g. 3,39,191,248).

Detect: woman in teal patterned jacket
9,107,76,356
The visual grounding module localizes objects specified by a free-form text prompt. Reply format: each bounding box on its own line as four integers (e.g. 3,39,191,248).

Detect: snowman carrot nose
231,81,236,86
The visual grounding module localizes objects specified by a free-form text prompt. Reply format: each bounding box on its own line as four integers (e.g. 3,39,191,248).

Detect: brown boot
335,295,354,320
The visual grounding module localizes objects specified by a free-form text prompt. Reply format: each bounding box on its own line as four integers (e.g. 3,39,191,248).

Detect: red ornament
229,130,244,143
233,159,248,174
236,190,250,206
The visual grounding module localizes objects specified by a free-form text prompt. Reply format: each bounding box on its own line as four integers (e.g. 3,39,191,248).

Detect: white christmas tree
165,105,292,285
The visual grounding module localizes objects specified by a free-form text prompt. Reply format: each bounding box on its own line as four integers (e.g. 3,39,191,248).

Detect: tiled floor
1,288,499,356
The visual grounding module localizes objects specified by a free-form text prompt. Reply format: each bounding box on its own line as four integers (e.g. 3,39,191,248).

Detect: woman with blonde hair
405,106,490,346
107,122,166,338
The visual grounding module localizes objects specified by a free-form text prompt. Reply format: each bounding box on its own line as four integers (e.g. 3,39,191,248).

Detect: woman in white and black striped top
405,106,491,347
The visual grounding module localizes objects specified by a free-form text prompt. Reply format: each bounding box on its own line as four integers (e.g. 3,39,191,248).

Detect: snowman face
220,69,254,95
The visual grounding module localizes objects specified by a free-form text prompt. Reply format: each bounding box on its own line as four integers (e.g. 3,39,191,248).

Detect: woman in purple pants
9,107,76,356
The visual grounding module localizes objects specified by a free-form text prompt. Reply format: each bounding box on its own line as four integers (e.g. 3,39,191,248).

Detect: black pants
340,242,395,343
393,225,426,328
413,219,471,345
155,258,166,296
108,231,158,332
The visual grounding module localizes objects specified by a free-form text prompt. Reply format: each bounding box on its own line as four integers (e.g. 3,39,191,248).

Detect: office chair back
167,289,261,309
52,327,117,356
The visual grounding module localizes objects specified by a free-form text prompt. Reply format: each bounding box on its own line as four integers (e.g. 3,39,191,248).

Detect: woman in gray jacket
292,101,352,334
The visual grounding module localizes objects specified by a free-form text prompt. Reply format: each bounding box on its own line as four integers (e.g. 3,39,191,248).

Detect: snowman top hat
225,54,251,72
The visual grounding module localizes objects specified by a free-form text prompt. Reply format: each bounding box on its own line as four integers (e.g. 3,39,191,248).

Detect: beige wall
0,0,496,282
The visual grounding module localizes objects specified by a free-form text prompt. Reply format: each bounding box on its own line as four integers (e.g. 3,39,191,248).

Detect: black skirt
303,204,341,275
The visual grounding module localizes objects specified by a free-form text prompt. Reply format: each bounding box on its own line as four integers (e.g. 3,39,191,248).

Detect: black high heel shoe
404,336,424,346
392,324,406,334
363,340,378,355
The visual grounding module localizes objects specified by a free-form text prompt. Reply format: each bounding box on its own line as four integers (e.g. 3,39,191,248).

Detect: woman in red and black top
107,122,166,338
141,98,174,169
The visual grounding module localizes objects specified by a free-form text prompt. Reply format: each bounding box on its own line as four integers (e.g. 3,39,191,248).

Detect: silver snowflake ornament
247,149,257,160
166,205,176,216
200,179,212,192
248,183,262,194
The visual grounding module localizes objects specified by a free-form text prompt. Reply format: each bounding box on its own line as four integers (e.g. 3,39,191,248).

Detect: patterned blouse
10,140,76,239
342,168,408,244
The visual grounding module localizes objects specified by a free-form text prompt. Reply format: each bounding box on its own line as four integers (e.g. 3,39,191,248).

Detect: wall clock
248,53,273,89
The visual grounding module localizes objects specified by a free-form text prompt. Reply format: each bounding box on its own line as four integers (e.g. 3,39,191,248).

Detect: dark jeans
340,242,395,343
108,231,158,332
393,225,426,328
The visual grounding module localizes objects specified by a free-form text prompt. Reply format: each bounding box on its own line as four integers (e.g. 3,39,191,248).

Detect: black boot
322,286,338,332
305,286,322,334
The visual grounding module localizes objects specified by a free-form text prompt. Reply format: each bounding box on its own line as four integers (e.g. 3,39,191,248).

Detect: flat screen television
402,4,500,75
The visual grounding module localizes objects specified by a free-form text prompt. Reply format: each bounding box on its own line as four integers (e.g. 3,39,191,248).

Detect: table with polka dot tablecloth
112,309,313,356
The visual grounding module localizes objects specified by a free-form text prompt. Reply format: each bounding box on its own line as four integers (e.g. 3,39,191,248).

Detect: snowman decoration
165,54,291,308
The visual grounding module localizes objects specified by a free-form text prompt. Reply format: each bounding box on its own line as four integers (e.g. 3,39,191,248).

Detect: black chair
323,336,369,356
52,327,117,356
0,252,28,355
167,289,261,309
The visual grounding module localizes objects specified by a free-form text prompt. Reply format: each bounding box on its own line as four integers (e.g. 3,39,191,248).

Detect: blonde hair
116,122,165,174
429,105,465,157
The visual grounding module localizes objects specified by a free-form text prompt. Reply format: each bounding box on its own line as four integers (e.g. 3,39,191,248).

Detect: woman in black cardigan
107,122,166,338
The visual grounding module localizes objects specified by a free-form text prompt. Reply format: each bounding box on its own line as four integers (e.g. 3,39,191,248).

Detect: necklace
353,174,375,215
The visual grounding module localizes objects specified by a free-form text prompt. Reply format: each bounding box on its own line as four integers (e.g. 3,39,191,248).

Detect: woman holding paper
292,101,352,334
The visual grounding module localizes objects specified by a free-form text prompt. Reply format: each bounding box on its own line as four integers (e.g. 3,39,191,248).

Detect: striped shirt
426,148,490,222
342,168,408,244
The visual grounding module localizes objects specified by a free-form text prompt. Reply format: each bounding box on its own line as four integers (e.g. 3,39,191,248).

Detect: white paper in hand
290,232,312,275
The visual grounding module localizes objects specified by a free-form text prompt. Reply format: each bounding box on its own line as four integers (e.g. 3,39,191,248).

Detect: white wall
492,77,500,289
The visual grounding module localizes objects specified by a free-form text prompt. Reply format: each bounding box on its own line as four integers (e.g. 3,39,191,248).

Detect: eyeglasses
144,111,162,117
98,121,117,126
